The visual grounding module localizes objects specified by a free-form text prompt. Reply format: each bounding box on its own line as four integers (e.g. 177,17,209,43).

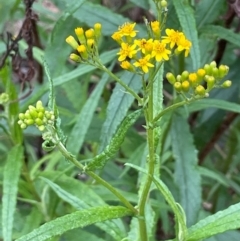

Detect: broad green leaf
125,163,188,240
67,68,110,156
188,99,240,114
40,177,126,240
99,71,142,152
171,113,201,226
20,49,117,112
172,0,201,71
187,202,240,240
196,0,225,28
15,206,133,241
200,25,240,48
62,229,105,241
2,145,23,241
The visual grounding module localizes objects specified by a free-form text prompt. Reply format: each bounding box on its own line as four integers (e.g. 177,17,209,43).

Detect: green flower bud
37,112,44,119
20,123,27,129
204,64,212,75
24,111,31,119
181,71,189,81
210,61,217,68
38,125,45,132
212,67,219,78
26,119,34,125
19,113,25,120
176,75,182,82
218,65,229,78
181,80,190,92
174,82,182,92
222,80,232,88
29,109,38,119
205,76,215,91
35,118,43,126
166,72,176,85
161,0,167,7
195,85,206,96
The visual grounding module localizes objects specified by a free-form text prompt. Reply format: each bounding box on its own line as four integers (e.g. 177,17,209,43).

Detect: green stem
96,62,143,104
138,79,156,241
153,98,196,123
55,138,137,214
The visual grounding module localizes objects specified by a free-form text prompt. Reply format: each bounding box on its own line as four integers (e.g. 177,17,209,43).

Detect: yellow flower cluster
65,23,102,62
111,22,191,73
166,61,231,97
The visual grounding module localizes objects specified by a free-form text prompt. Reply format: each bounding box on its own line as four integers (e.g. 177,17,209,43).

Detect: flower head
133,55,154,73
162,29,184,49
152,40,171,62
134,38,153,54
177,36,192,57
117,42,137,61
119,22,138,38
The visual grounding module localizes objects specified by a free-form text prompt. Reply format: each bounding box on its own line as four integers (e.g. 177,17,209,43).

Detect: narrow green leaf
66,68,110,155
172,0,201,70
2,145,23,241
99,72,142,152
171,113,201,226
20,49,117,113
40,177,127,240
188,99,240,113
125,163,188,240
187,202,240,240
198,167,229,188
196,0,225,28
15,206,133,241
50,0,86,43
200,25,240,48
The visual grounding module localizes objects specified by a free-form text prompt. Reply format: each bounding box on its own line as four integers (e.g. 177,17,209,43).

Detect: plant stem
138,79,155,241
55,138,137,214
97,62,143,104
153,98,196,123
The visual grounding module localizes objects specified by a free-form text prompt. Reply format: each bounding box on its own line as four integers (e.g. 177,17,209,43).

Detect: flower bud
181,81,190,92
210,61,217,68
174,82,182,92
195,85,206,96
26,119,34,125
38,125,45,132
161,0,167,7
66,36,79,50
94,23,102,39
189,73,198,86
212,67,219,78
206,76,215,91
19,113,25,120
166,73,176,85
85,28,95,39
20,123,27,129
70,53,81,62
222,80,232,88
181,71,189,81
218,65,229,78
204,64,212,75
35,118,43,126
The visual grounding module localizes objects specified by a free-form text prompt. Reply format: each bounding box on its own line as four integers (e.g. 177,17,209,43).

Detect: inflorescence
18,101,55,131
111,22,191,74
166,61,231,98
65,23,102,63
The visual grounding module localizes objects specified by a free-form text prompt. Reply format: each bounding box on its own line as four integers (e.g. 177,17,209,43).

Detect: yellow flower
133,55,154,73
162,29,184,49
119,22,138,37
134,38,153,54
111,31,122,44
77,44,88,58
177,36,192,57
152,40,171,62
75,27,86,44
117,42,137,61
